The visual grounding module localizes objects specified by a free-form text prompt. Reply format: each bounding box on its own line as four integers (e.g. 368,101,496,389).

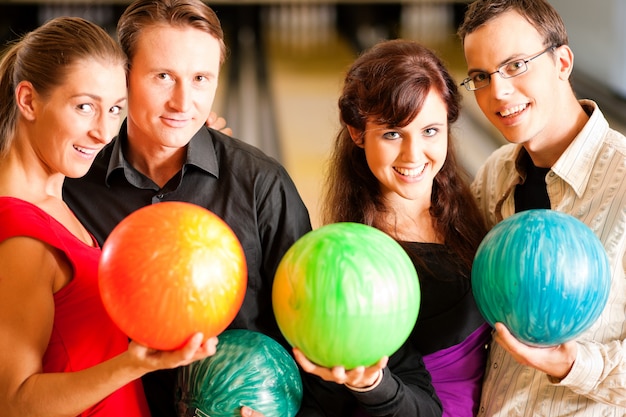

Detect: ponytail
0,43,20,156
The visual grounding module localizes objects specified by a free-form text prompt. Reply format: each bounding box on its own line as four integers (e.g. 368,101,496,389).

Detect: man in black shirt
63,0,312,416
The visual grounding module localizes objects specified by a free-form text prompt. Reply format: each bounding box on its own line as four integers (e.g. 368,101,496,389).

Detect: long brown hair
322,39,487,270
0,16,126,157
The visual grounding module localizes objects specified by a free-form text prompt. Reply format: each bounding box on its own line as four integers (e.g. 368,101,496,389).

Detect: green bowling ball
176,329,302,417
272,222,421,369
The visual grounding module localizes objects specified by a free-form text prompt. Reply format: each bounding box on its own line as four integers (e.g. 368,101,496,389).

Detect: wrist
345,369,384,392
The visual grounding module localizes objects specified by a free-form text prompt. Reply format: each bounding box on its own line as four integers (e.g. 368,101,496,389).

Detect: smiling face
27,59,127,178
352,89,448,209
463,10,570,150
126,24,221,153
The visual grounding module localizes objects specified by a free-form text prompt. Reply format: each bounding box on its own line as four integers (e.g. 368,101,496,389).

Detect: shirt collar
552,99,608,198
105,121,220,186
186,126,219,177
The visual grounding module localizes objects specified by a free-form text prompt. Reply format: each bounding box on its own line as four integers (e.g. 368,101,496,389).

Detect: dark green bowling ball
176,329,302,417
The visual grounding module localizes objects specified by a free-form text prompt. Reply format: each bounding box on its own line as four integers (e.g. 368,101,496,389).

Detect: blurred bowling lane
263,5,356,230
264,48,353,230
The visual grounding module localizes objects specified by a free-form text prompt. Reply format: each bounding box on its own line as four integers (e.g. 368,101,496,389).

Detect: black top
299,242,484,416
63,121,312,417
299,344,443,417
403,243,486,355
514,152,551,212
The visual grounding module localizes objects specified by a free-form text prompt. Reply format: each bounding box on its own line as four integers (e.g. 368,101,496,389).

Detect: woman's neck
379,208,443,244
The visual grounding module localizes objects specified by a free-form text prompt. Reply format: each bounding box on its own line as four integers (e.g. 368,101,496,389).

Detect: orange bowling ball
98,202,247,350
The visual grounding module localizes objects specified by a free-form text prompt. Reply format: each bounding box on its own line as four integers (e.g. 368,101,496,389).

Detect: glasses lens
473,77,488,90
502,60,527,78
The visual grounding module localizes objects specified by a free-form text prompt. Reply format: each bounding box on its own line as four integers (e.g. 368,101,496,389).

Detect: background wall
551,0,626,98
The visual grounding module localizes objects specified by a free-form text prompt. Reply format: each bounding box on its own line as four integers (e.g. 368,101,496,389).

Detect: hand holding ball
98,202,247,350
471,209,610,346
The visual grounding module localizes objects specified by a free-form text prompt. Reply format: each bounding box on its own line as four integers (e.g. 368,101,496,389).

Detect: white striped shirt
472,100,626,416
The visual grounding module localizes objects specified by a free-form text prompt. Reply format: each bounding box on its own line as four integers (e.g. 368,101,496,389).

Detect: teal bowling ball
471,209,611,346
176,329,302,417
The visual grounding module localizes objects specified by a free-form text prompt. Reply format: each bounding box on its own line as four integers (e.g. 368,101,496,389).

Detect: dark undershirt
514,157,551,212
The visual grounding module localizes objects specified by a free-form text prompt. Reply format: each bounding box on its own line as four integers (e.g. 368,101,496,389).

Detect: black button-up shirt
63,121,312,416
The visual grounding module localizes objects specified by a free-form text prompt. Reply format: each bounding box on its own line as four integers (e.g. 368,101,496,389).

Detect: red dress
0,197,150,417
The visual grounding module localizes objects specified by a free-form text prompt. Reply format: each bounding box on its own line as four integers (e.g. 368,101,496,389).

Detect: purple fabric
423,323,491,417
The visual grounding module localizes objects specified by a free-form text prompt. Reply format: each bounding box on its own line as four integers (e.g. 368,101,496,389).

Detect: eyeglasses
460,45,557,91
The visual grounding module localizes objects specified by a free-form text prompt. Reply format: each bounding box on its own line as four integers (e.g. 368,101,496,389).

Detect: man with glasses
458,0,626,416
